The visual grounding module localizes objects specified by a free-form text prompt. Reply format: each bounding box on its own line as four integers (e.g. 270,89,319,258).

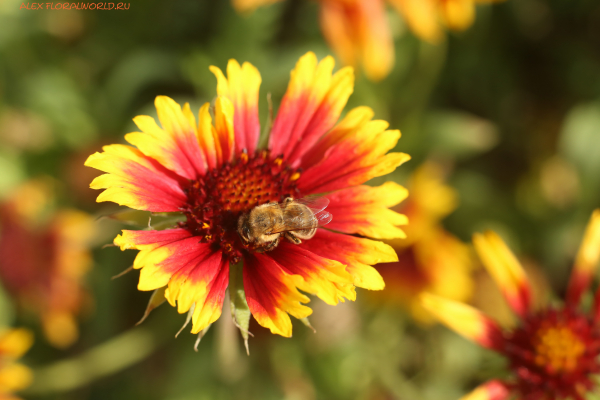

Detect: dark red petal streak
243,252,310,336
193,257,230,324
566,269,591,308
120,159,188,212
301,230,395,290
118,227,193,248
297,130,403,194
87,145,189,212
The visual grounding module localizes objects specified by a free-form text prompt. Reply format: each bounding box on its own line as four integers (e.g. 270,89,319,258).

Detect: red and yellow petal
301,230,398,291
473,231,532,318
114,229,229,333
243,252,312,337
440,0,475,31
459,380,511,400
164,250,223,313
387,0,442,43
213,97,235,164
326,182,408,239
269,52,354,166
196,98,236,170
85,144,188,212
297,110,410,193
124,96,207,180
113,228,200,288
191,258,230,334
197,103,218,169
210,60,261,154
419,293,504,350
231,0,282,13
319,0,394,81
567,209,600,306
164,250,229,333
301,105,374,166
268,242,355,305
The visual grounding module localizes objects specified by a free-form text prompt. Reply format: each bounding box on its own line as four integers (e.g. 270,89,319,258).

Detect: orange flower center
533,325,585,373
180,150,301,263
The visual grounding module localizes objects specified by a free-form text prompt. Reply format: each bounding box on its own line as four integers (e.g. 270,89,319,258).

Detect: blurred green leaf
103,50,181,120
22,69,97,148
0,150,25,197
426,110,499,159
559,102,600,184
0,283,14,328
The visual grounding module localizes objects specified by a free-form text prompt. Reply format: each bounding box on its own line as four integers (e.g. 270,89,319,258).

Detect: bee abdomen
291,227,317,240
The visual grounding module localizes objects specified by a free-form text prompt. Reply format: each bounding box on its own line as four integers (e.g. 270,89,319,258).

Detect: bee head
237,214,252,243
242,225,251,241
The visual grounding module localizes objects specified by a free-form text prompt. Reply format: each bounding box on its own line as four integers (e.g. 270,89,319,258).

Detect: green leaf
99,210,185,230
300,317,316,333
136,287,167,327
229,262,252,355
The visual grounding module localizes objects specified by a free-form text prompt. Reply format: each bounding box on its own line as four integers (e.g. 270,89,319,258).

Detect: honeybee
237,197,332,251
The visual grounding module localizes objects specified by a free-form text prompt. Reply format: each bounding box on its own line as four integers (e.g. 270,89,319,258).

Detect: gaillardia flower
372,162,475,322
0,328,33,399
421,210,600,400
0,180,95,349
232,0,505,81
85,52,410,338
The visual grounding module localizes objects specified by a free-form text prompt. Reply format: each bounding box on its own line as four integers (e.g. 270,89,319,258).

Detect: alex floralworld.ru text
20,2,130,10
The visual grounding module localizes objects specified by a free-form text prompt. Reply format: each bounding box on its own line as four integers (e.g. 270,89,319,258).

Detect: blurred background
1,0,600,399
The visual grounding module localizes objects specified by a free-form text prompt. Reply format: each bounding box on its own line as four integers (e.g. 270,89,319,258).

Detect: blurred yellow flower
232,0,505,80
0,179,95,349
0,328,33,399
372,162,475,322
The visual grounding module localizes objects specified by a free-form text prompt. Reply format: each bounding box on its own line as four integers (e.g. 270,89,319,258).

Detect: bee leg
263,235,281,251
284,232,302,245
283,197,294,205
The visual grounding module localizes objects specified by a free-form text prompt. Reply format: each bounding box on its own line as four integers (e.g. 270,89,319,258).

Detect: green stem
25,327,160,395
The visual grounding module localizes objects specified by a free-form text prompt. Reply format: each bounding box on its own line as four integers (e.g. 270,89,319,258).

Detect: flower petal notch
86,52,409,346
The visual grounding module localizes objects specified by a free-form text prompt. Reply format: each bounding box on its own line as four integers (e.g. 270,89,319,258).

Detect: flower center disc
533,326,585,373
180,151,301,263
503,309,600,399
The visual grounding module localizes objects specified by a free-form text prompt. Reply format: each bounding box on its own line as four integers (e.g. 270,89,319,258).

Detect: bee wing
314,210,332,226
293,195,330,213
268,209,332,235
